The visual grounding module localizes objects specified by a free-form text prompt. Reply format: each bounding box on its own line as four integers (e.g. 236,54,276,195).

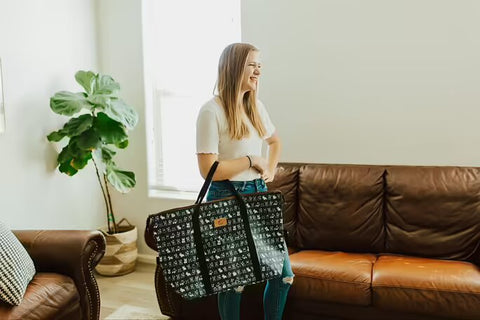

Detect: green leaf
57,141,93,171
64,114,94,136
94,112,128,145
59,161,78,176
103,98,138,130
100,146,116,163
47,114,93,142
66,139,84,158
70,151,92,170
116,139,128,149
47,130,66,142
76,128,101,150
94,74,120,96
106,165,136,193
75,71,96,95
58,145,73,164
50,91,92,116
87,94,110,108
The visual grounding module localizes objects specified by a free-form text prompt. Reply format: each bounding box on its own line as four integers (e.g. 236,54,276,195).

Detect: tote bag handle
195,161,219,205
192,161,262,295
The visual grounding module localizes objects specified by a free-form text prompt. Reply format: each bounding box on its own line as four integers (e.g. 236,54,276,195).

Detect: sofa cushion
0,222,36,305
289,250,376,306
373,255,480,320
0,273,81,320
296,164,385,252
385,166,480,261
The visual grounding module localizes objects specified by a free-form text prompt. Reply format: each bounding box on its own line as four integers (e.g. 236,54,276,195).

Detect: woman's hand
250,156,267,174
250,156,275,182
261,169,275,183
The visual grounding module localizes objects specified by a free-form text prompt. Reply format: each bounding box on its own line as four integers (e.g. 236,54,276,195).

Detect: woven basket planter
96,219,138,276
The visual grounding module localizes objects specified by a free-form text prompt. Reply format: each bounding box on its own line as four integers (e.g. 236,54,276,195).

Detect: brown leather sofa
145,163,480,320
0,230,106,320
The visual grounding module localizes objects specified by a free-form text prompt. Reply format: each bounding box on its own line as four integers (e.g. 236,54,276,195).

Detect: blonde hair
216,43,267,140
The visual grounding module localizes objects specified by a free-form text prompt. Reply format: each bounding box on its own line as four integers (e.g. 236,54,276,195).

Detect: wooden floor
97,262,171,320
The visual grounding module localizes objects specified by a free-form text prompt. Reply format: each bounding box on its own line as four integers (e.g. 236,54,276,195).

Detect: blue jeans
207,179,294,320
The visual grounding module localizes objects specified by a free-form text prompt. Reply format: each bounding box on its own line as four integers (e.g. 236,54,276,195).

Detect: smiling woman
0,58,5,133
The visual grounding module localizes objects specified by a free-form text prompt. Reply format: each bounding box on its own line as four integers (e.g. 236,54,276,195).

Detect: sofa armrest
13,230,106,320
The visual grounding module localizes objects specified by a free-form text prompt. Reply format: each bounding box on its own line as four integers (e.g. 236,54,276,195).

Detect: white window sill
148,189,198,201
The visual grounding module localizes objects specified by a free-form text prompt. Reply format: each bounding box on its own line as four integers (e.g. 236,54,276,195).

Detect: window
142,0,241,198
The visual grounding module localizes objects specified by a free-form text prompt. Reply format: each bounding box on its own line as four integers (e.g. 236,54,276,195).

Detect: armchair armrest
13,230,106,320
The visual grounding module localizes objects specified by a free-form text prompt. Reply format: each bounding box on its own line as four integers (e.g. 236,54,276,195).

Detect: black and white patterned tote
147,161,286,300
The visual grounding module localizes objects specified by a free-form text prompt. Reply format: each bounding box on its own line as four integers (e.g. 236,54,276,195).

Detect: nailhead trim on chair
81,239,100,320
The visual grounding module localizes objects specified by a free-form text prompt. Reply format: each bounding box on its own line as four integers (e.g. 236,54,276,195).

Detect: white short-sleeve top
196,97,276,181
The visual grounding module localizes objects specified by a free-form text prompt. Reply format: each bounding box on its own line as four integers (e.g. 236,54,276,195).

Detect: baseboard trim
137,253,156,265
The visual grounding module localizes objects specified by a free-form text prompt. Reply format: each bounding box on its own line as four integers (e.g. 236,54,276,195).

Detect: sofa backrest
269,163,480,262
270,163,386,253
384,166,480,261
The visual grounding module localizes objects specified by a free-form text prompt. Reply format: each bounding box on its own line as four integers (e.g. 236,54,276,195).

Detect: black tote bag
147,161,286,300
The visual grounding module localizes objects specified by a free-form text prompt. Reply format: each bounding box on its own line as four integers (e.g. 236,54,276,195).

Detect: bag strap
195,161,219,204
192,161,262,295
222,182,262,283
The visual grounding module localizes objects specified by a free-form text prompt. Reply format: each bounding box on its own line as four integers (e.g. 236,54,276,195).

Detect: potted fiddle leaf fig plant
47,70,139,276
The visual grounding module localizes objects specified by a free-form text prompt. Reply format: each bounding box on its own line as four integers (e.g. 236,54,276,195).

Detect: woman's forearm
267,140,282,172
213,158,252,181
198,154,252,181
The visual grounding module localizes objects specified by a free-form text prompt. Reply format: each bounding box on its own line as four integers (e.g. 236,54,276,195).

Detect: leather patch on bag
214,218,227,228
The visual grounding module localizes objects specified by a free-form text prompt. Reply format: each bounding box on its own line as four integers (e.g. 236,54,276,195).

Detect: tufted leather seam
373,284,480,295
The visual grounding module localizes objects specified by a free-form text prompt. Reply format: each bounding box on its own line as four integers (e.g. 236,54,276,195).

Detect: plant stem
92,157,113,233
104,173,117,234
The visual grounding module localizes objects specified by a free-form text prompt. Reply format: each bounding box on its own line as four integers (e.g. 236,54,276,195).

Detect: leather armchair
0,230,106,320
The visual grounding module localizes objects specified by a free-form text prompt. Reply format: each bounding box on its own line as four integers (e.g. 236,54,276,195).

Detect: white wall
0,0,104,229
242,0,480,166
